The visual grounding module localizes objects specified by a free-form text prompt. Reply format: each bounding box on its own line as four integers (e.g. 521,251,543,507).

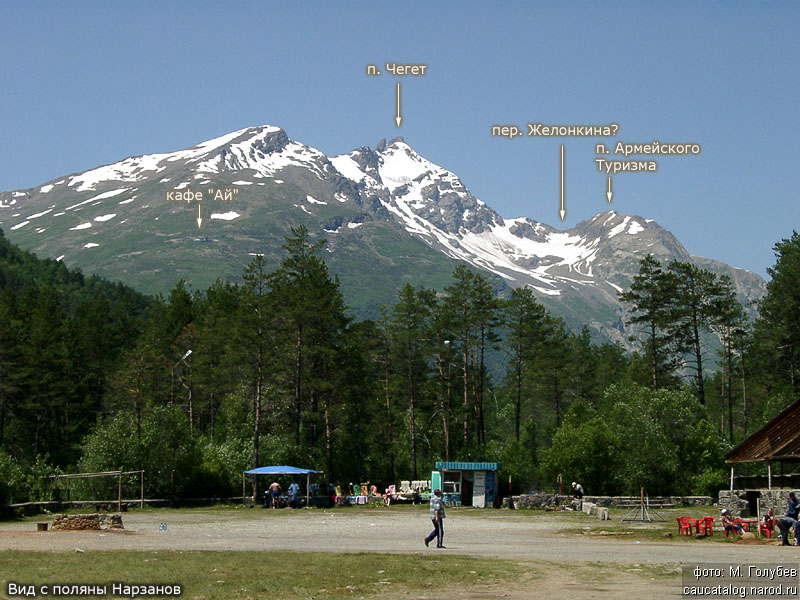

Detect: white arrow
395,82,402,127
606,176,613,203
197,203,203,229
559,145,566,221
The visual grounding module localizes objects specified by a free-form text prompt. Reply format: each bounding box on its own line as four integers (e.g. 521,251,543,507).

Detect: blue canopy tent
242,465,323,507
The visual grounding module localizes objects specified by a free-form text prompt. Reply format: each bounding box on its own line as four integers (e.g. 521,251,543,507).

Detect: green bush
539,383,728,496
0,450,27,504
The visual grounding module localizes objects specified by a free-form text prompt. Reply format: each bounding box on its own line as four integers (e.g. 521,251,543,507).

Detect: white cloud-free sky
1,0,797,277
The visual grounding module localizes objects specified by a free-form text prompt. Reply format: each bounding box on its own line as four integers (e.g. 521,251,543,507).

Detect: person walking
424,489,446,549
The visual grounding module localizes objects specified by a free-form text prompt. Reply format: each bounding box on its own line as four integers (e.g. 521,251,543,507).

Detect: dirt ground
2,507,800,599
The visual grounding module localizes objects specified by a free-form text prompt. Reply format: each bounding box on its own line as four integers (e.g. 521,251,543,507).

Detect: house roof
725,398,800,463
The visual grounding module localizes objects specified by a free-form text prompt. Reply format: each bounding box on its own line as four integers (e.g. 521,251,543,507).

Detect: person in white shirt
571,482,584,499
424,489,446,548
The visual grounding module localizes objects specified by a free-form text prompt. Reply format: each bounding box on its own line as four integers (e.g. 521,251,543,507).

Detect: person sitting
777,516,798,546
721,509,743,535
571,481,584,499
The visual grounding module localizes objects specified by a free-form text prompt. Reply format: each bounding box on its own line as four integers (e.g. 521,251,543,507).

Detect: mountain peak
0,124,765,349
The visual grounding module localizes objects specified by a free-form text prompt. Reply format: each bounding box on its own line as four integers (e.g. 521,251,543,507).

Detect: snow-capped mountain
0,125,765,343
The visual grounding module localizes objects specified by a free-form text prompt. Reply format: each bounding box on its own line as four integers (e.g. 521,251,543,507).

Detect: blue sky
1,0,797,277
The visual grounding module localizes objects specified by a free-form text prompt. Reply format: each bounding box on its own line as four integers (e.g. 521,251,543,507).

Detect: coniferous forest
1,225,799,504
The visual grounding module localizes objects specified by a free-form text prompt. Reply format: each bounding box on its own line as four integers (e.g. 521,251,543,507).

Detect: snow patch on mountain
195,126,328,179
66,128,256,191
65,188,130,211
330,155,366,182
210,211,240,221
70,223,92,231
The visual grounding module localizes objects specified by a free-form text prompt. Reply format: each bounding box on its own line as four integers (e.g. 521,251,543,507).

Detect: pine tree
504,287,547,441
666,261,724,405
391,283,429,480
756,231,800,396
238,255,276,471
712,274,747,441
618,254,677,389
443,266,476,450
0,288,24,450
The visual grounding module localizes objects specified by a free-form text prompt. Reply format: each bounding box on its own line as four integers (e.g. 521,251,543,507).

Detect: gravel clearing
3,507,800,599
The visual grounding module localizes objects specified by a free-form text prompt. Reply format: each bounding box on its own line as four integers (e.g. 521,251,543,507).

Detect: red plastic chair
677,516,694,536
695,516,714,536
759,518,775,539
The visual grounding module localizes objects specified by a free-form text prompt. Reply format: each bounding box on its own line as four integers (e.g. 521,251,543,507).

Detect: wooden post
306,473,310,508
730,466,734,491
242,473,246,508
768,462,772,490
118,473,122,512
140,471,144,509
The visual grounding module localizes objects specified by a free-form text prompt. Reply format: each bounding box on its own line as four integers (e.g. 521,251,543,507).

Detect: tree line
0,226,799,504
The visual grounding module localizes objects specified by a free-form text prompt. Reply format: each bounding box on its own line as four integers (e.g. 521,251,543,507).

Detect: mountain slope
0,125,766,342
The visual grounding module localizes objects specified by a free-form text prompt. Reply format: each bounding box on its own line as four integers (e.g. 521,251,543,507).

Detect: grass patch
1,550,532,599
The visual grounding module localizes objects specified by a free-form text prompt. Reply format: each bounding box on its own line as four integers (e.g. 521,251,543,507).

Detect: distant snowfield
70,223,92,231
210,211,240,221
66,127,261,191
83,243,100,249
306,195,326,205
94,214,116,222
65,188,130,211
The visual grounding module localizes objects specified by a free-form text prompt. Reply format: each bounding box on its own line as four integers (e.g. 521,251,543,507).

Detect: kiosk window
443,471,461,494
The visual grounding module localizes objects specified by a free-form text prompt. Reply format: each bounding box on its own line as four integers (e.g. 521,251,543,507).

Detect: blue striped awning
434,461,500,471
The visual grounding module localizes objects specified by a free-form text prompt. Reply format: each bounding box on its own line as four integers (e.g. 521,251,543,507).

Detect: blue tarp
244,465,322,475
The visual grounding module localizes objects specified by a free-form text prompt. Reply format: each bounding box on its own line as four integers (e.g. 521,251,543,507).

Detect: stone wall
51,513,124,531
502,493,713,509
718,489,799,518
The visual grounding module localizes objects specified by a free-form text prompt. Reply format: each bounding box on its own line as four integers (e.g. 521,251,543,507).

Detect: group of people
777,491,799,545
721,491,799,545
264,481,301,509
